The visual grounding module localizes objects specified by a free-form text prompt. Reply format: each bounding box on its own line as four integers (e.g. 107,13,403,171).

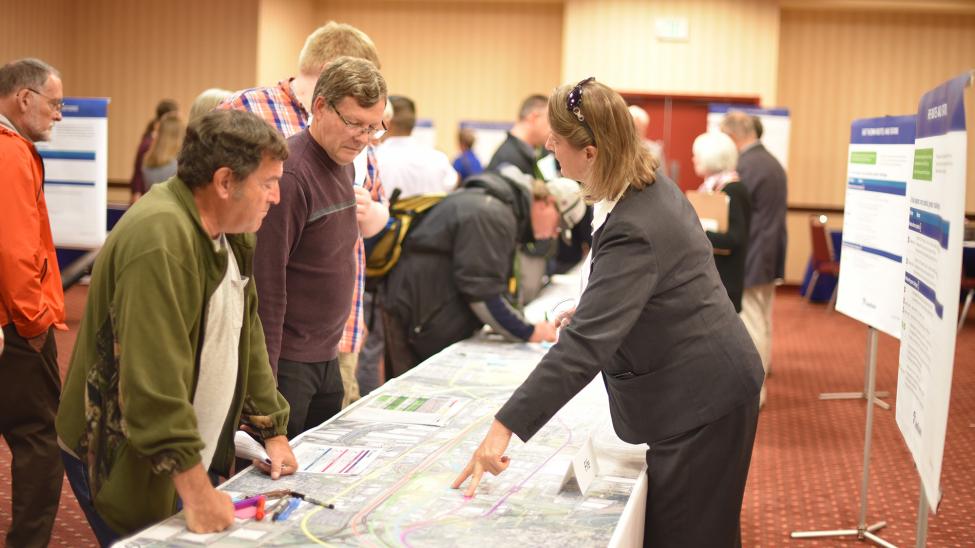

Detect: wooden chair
808,214,840,309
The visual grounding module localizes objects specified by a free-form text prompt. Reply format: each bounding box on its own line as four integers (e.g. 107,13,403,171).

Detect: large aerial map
119,278,645,546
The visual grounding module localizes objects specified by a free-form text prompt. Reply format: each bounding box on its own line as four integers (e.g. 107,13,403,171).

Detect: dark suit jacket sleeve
495,215,659,442
706,182,750,252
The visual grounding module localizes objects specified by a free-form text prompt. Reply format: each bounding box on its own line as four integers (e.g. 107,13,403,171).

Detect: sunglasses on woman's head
566,77,597,146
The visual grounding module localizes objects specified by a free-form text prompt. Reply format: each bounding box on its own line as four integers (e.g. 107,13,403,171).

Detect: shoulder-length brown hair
548,79,657,202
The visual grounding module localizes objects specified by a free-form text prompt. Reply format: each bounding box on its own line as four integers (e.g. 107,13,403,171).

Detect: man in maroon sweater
254,56,388,439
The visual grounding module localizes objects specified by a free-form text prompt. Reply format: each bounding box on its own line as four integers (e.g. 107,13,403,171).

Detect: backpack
364,189,446,281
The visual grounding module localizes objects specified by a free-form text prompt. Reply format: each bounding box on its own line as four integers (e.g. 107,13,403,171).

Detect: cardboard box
686,190,730,233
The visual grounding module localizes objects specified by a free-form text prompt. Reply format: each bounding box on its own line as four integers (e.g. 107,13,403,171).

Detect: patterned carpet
1,286,972,546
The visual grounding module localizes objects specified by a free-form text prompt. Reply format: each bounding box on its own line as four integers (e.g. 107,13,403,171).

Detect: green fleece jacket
56,177,289,535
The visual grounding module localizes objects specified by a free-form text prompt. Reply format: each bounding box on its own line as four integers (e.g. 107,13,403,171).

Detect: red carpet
1,286,972,546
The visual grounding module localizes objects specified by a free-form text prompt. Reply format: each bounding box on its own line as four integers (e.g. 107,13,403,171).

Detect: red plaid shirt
220,79,386,353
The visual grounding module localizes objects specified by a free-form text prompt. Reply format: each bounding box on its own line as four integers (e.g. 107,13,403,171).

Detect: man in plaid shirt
221,21,388,410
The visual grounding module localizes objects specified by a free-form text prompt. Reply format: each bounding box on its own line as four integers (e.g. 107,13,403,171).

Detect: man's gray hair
518,94,547,120
0,58,60,96
178,110,288,190
312,56,387,109
719,111,757,140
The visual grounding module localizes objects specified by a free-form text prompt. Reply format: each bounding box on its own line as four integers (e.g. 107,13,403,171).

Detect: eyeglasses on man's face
26,88,64,113
329,100,387,139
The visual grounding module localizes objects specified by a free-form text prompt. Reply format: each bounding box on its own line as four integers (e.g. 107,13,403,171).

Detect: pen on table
273,497,301,522
233,494,264,510
291,491,335,510
254,496,267,521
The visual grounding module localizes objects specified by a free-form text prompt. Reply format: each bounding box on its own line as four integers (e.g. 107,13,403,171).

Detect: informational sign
412,118,437,150
707,104,791,170
897,71,972,511
460,120,513,167
35,97,109,249
835,115,916,338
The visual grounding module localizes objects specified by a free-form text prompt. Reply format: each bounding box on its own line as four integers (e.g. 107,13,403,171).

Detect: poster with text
836,115,915,338
706,104,791,170
897,71,972,511
35,98,109,249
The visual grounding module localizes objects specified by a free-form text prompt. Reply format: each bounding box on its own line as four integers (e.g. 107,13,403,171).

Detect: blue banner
60,97,109,118
707,103,789,117
907,208,950,250
841,241,902,263
38,150,96,161
850,115,916,145
847,178,907,196
904,272,944,319
915,72,970,139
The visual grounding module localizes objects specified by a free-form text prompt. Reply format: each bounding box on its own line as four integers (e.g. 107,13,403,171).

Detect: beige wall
778,7,975,209
562,0,780,104
2,0,261,182
314,0,563,155
257,0,320,85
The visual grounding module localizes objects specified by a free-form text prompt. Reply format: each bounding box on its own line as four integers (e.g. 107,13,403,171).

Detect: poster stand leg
819,325,890,409
914,479,929,547
792,327,896,547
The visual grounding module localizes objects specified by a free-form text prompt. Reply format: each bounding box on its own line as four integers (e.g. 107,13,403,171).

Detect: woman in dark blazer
452,78,764,547
692,131,752,312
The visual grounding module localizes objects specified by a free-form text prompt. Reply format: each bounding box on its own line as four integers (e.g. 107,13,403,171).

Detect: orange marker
255,495,267,521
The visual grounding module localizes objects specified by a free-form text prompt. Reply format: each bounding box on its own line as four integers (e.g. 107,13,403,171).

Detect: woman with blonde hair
454,78,764,547
141,112,184,191
188,88,232,123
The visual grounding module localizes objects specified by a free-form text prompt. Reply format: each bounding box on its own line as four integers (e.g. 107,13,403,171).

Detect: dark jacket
496,175,764,445
736,143,787,287
385,172,532,360
705,181,752,312
485,132,537,176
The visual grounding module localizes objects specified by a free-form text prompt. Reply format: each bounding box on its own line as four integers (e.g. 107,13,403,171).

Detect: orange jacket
0,123,66,338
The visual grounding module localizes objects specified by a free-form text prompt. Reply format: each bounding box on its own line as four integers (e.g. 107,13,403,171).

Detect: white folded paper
234,430,270,464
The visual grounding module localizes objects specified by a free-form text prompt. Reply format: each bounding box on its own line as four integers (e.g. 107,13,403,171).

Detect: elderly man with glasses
0,57,66,548
254,56,388,439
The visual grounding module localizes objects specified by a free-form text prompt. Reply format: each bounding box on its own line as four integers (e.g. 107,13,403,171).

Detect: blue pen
273,497,301,522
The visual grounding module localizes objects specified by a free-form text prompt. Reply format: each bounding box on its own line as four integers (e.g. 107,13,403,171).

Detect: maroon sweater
254,129,358,370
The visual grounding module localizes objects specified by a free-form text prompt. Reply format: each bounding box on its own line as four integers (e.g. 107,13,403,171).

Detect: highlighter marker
255,495,267,521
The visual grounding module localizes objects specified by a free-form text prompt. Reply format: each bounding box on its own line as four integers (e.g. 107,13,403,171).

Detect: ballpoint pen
291,491,335,510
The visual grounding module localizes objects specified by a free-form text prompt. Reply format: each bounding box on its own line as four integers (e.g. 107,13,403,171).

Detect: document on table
347,394,468,427
292,444,379,475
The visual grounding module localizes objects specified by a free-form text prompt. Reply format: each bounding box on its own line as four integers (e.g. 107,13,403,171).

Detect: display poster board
412,118,437,150
835,115,915,338
896,71,972,511
35,97,109,249
706,104,791,170
459,120,513,167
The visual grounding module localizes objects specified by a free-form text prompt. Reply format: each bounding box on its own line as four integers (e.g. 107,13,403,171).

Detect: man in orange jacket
0,57,67,548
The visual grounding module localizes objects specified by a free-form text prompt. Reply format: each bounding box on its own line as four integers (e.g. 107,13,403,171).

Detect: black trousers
0,325,63,548
381,309,419,380
275,357,344,440
644,397,760,548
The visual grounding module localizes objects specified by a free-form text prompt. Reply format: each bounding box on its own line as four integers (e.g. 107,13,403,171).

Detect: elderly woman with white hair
693,130,752,312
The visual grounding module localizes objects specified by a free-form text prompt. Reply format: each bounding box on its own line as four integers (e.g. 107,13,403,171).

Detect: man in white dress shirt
375,95,458,198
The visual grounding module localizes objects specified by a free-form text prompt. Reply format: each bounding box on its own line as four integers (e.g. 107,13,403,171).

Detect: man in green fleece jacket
57,110,296,544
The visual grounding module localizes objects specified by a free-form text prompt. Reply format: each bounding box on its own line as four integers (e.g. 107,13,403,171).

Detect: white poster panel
897,71,972,511
460,120,513,168
35,97,109,249
835,115,915,338
412,118,437,150
706,104,790,170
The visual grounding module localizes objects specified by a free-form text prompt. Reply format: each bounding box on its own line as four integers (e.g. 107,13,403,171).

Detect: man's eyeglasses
26,88,64,113
566,77,596,146
329,100,387,139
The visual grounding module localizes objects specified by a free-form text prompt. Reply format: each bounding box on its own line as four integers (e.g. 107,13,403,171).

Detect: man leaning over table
56,110,297,545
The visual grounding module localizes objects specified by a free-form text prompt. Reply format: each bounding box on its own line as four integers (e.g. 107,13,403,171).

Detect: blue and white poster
459,120,513,168
706,104,791,170
896,71,972,512
35,97,109,249
835,115,915,338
